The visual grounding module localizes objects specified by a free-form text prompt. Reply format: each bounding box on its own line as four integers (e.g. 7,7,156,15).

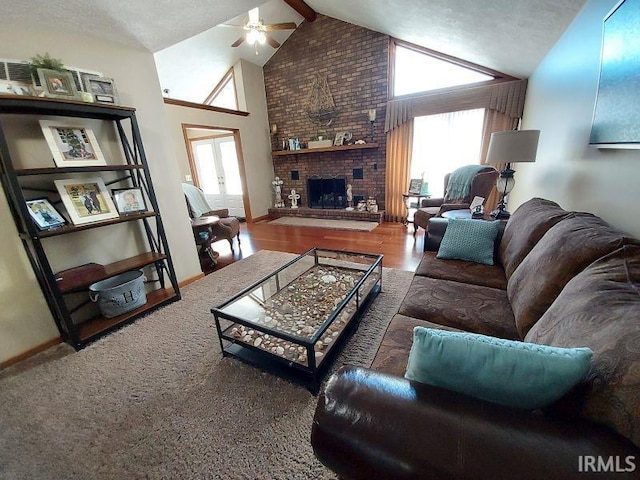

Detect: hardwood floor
210,221,426,273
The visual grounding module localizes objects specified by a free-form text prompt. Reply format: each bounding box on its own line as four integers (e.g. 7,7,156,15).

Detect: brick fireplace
308,176,347,209
263,15,389,217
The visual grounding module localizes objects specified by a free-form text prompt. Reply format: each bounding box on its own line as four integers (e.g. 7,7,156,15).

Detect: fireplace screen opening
308,177,347,209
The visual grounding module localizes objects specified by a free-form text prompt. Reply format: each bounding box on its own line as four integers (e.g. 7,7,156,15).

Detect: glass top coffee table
211,248,383,393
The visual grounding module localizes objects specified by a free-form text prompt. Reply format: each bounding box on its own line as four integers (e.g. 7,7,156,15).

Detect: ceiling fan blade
265,33,281,49
231,36,245,47
219,24,245,28
265,22,297,31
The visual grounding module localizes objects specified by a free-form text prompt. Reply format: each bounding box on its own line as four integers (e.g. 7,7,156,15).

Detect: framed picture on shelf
0,80,32,96
334,132,345,146
84,76,119,105
54,178,119,225
37,68,81,100
25,198,67,230
39,120,107,168
408,178,423,195
112,187,147,214
420,181,430,196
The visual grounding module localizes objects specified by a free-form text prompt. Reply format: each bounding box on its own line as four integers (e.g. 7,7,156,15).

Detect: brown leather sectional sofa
312,198,640,480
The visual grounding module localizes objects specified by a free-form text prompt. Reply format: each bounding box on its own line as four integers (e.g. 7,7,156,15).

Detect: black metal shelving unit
0,95,180,348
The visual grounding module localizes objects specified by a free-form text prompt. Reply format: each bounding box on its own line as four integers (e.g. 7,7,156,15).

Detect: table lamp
486,129,540,219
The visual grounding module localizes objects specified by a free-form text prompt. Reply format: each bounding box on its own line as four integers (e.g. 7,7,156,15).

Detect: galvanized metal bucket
89,270,147,318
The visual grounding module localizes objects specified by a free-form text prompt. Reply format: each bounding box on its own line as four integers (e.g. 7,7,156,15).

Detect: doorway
184,125,249,220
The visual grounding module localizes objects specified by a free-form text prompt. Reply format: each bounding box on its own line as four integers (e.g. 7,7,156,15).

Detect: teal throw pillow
404,327,593,410
436,218,499,265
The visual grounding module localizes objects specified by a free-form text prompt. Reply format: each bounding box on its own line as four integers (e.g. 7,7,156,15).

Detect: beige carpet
0,250,413,479
269,216,379,231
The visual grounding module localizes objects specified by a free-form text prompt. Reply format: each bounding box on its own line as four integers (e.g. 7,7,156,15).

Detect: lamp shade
486,130,540,164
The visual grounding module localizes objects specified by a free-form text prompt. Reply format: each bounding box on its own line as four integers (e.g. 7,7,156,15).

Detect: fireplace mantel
271,143,379,157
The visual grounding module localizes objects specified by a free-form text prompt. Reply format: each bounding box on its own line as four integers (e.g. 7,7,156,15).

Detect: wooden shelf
1,95,180,350
0,94,135,120
35,211,156,238
55,252,168,293
271,143,379,156
77,288,179,342
15,165,144,176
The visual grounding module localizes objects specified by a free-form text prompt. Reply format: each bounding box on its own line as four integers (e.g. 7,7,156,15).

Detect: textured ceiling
4,0,266,51
2,0,587,99
306,0,587,78
155,0,303,103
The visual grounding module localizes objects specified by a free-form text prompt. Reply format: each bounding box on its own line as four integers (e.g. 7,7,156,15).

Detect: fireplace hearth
307,177,347,209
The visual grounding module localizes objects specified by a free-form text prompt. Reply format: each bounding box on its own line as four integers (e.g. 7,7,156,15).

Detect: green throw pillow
405,327,593,410
436,218,500,265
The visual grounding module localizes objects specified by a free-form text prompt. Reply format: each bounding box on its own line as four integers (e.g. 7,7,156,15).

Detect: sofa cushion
508,214,638,338
525,245,640,447
499,198,570,280
371,314,463,377
405,327,593,409
415,252,507,290
436,218,500,265
398,276,519,339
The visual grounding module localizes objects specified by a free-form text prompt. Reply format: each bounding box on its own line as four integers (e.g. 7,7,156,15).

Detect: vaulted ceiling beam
283,0,317,22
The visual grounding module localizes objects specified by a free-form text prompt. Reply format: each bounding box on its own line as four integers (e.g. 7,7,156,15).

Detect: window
411,109,485,197
204,68,238,110
391,40,498,98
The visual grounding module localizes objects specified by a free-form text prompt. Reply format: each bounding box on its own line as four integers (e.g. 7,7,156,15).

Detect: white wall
512,0,640,238
164,59,274,220
0,27,201,363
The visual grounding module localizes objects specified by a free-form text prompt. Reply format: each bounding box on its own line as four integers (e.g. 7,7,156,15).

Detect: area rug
269,216,379,231
0,250,413,479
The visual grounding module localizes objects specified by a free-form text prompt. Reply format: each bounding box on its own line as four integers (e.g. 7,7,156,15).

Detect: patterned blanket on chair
182,183,212,218
444,165,488,201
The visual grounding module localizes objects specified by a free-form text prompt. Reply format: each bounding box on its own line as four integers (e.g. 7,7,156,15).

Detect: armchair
413,166,498,236
182,183,241,254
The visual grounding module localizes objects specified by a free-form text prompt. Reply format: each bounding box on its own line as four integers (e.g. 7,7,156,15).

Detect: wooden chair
183,187,241,254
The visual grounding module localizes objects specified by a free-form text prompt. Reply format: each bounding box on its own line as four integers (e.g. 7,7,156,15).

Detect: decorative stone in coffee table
211,248,383,393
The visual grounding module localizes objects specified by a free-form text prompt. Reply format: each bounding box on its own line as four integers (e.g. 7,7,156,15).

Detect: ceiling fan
227,7,297,49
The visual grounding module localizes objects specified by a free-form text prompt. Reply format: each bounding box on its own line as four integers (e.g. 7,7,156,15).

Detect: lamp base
490,208,511,219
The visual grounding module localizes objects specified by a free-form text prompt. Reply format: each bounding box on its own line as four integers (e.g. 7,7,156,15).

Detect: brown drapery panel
383,79,527,218
479,110,519,211
384,119,414,223
385,79,527,132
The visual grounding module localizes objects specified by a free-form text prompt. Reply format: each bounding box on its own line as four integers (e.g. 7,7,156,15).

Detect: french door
191,136,245,218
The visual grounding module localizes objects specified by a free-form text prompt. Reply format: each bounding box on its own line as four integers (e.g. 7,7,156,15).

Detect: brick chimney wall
263,14,389,209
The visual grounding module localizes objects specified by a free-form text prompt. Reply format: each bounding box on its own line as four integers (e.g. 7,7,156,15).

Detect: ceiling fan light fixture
257,31,267,45
246,28,260,45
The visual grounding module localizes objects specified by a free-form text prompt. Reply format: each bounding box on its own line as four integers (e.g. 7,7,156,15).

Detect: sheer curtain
411,109,485,197
384,120,414,222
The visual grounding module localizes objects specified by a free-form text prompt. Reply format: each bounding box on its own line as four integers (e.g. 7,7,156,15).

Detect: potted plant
29,53,65,88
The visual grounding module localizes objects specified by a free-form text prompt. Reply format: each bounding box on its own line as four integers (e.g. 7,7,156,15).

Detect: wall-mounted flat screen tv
590,0,640,149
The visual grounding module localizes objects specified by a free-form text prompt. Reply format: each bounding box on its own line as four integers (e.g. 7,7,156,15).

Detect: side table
191,216,220,266
441,209,494,221
402,192,431,228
